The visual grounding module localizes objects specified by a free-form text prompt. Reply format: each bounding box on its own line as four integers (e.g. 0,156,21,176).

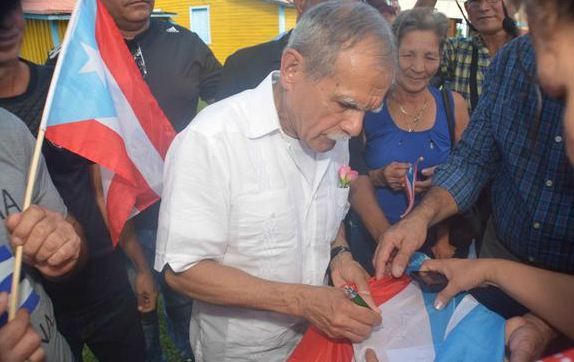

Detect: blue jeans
136,229,194,362
56,287,146,362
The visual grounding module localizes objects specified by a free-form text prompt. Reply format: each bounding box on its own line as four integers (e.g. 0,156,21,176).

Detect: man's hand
300,285,382,343
373,215,428,279
506,314,557,362
135,270,158,313
330,252,377,311
0,292,45,362
6,205,82,278
368,162,410,190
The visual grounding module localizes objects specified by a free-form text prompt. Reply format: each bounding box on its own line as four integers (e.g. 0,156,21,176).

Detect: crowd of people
0,0,573,361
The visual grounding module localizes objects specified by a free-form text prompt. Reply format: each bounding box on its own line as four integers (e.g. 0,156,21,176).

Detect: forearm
165,260,311,317
89,164,109,229
490,260,574,339
350,176,390,240
120,221,150,273
409,186,458,227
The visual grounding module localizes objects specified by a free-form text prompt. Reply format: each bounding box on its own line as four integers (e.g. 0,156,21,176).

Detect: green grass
82,296,182,361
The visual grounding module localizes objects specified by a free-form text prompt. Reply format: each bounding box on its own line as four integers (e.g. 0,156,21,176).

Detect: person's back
214,32,290,101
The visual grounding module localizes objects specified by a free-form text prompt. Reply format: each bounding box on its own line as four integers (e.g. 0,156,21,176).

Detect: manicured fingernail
434,300,444,310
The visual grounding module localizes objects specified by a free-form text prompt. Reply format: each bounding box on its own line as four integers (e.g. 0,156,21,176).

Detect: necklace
395,93,429,132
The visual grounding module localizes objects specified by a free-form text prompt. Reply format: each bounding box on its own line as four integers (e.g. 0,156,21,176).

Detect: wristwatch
330,245,352,262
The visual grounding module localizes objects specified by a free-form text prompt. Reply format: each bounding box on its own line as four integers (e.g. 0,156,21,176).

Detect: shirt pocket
326,187,350,242
233,189,297,258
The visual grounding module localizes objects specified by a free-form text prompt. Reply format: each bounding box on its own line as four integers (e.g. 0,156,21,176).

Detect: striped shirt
440,36,491,113
434,36,573,273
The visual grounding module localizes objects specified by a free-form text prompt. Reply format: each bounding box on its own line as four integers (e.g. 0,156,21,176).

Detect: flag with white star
40,0,176,245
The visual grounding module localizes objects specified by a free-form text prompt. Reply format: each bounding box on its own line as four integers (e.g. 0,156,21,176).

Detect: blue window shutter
189,6,211,44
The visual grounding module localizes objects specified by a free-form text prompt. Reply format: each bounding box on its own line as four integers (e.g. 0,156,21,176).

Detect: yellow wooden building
154,0,297,62
21,0,297,64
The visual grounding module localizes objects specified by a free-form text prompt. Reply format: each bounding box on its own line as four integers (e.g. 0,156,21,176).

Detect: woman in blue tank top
346,8,469,273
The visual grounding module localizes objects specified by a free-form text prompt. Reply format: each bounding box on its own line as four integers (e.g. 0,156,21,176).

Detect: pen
343,286,370,308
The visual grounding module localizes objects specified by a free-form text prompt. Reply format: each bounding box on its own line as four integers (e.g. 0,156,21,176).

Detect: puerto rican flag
40,0,176,244
289,253,506,362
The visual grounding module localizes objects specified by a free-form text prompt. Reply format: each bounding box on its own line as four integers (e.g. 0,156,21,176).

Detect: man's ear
279,48,305,91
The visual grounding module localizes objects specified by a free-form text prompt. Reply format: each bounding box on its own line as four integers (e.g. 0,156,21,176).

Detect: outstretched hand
373,216,428,279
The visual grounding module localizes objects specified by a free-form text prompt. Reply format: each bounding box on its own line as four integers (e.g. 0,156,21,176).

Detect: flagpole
8,128,47,320
8,0,85,322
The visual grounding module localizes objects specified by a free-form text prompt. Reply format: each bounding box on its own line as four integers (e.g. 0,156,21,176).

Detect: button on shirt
155,72,351,361
433,36,574,273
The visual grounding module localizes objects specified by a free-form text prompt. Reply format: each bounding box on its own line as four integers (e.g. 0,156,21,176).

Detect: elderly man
155,2,395,361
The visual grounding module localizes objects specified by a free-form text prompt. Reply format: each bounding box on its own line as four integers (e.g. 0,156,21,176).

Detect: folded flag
289,253,506,362
40,0,176,244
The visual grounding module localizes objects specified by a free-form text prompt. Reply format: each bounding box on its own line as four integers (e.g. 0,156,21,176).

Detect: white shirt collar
244,71,283,139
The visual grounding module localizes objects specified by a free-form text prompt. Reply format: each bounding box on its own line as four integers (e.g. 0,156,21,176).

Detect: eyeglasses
465,0,500,11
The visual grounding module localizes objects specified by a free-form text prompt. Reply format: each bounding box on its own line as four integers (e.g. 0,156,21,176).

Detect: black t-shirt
0,59,53,135
127,19,222,132
0,61,129,312
127,19,222,231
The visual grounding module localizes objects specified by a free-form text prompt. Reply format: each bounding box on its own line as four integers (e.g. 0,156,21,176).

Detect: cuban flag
0,246,39,325
40,0,176,244
289,253,506,362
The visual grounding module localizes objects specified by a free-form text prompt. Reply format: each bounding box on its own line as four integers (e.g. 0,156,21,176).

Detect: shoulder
0,108,34,161
148,18,205,44
445,36,473,50
179,96,246,139
451,91,467,109
224,37,284,67
489,35,534,77
0,108,34,140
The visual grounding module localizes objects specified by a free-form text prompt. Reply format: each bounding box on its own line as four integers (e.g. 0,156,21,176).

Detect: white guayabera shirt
155,72,351,362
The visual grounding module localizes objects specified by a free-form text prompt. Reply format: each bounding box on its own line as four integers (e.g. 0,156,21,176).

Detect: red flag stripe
46,120,157,245
94,0,176,158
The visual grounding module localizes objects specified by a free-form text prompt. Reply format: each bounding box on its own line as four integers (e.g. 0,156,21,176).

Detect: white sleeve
154,129,230,273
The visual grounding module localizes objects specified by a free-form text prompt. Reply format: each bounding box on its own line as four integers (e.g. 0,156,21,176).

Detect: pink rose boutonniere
338,165,358,188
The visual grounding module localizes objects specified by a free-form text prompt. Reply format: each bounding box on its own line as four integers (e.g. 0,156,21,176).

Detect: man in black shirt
71,0,220,360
